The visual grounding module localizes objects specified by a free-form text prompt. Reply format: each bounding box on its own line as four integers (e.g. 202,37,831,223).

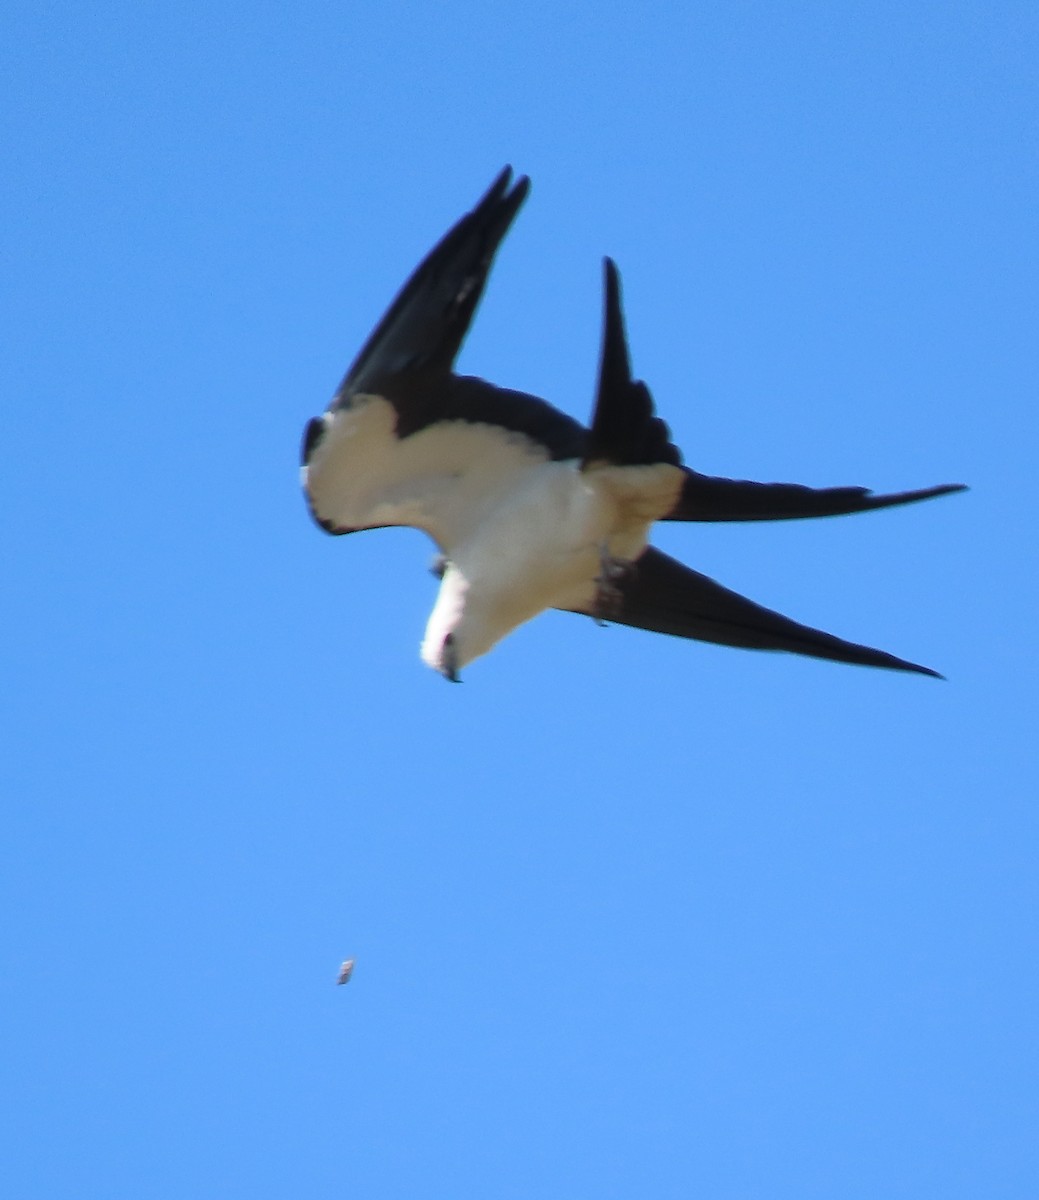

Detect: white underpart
304,393,684,677
420,458,684,675
303,396,552,547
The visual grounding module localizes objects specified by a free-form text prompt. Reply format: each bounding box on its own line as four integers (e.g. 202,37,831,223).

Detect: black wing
564,546,942,676
582,258,681,469
583,259,963,515
666,473,966,522
333,166,530,402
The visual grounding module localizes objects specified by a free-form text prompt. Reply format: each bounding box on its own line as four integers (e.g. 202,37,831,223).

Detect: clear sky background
3,2,1036,1196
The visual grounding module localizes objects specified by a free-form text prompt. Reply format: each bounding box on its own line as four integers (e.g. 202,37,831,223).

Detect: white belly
421,458,685,675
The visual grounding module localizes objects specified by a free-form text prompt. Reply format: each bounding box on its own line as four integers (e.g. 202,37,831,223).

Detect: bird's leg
593,542,632,624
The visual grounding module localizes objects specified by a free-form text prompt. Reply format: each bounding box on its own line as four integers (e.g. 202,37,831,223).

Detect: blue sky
3,1,1036,1196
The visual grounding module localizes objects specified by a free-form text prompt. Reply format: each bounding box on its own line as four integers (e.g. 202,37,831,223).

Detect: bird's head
420,562,508,683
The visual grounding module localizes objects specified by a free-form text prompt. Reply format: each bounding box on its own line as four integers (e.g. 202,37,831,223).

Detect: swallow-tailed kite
301,167,964,681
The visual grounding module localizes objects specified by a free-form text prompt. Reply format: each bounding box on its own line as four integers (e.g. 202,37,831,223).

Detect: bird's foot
593,548,632,624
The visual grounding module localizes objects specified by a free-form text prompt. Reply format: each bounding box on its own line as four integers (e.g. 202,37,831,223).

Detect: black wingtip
876,482,968,507
564,547,953,679
602,257,621,324
478,165,530,219
898,660,945,680
668,474,969,524
475,166,515,210
488,164,513,195
600,257,631,403
584,259,682,469
331,166,532,399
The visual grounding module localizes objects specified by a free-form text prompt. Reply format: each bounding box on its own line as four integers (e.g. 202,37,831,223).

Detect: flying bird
301,167,964,681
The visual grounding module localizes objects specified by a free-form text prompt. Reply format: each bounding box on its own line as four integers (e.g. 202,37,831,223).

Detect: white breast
420,458,685,673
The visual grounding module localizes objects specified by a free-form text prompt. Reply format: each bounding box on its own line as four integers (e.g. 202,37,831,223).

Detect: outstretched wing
302,375,586,546
334,166,530,399
582,258,681,469
302,166,531,486
563,546,942,676
665,473,966,522
303,168,575,547
581,258,963,518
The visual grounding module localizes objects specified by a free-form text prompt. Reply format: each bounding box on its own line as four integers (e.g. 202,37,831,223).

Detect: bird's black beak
441,633,461,683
